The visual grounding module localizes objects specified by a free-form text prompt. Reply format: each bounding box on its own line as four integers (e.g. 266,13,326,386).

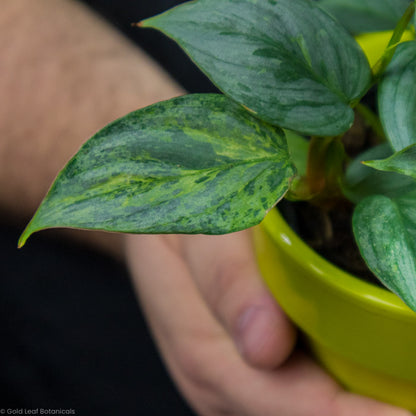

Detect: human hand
125,231,412,416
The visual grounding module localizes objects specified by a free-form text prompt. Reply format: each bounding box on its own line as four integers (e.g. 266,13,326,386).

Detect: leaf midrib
56,153,291,199
159,7,351,104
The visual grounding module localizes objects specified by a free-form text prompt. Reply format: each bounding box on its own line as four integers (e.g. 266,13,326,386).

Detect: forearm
0,0,184,255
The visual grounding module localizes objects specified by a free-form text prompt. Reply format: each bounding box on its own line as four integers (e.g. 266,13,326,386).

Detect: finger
335,391,414,416
179,230,297,369
125,234,242,415
125,234,412,416
226,351,413,416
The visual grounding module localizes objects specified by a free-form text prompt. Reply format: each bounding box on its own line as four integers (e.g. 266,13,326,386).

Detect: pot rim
261,208,416,320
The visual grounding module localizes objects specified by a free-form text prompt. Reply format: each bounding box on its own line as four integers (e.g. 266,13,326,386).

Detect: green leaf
371,2,416,80
378,41,416,151
353,191,416,310
318,0,412,34
342,144,416,203
19,94,295,247
364,143,416,179
282,131,310,201
284,130,309,177
141,0,372,136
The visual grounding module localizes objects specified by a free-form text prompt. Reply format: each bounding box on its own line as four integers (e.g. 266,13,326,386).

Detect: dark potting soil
278,200,382,287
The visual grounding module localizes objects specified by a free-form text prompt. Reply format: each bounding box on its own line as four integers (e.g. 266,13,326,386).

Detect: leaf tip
17,232,29,249
132,14,160,29
361,159,376,168
18,219,40,249
138,16,157,29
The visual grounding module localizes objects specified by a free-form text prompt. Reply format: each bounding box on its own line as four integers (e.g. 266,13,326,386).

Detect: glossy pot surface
254,209,416,410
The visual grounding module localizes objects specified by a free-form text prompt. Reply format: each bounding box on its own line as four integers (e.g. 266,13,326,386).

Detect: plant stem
304,136,346,207
413,0,416,36
355,103,386,141
372,1,416,80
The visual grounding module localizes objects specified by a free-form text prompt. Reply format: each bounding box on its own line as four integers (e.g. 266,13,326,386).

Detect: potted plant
18,0,416,409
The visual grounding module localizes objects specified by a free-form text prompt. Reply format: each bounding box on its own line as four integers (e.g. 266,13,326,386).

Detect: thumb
180,230,296,369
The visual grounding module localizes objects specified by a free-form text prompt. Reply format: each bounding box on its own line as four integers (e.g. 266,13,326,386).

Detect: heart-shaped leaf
379,41,416,151
353,191,416,311
141,0,372,136
364,143,416,179
318,0,412,34
19,94,295,247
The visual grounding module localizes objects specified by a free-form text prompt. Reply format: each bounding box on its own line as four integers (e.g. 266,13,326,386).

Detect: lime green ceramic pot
253,209,416,411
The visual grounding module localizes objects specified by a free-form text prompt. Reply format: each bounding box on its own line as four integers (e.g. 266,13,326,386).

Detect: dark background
0,1,217,414
81,0,218,93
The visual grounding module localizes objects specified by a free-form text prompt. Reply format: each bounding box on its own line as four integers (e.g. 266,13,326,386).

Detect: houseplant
18,0,416,408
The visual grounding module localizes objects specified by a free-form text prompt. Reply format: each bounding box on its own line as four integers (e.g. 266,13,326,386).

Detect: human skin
1,1,412,415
